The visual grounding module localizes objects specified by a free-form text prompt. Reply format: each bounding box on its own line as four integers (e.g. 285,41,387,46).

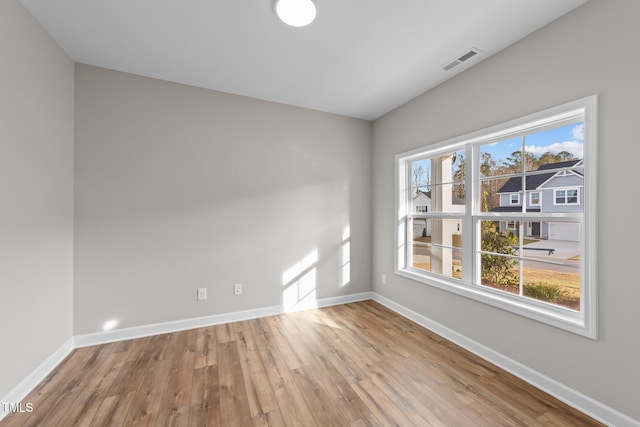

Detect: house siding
541,175,584,214
499,193,520,207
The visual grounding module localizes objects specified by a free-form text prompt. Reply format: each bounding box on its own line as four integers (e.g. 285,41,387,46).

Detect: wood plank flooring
0,301,604,426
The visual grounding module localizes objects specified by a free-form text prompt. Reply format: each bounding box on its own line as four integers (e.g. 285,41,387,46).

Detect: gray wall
372,0,639,421
0,1,74,399
74,65,372,335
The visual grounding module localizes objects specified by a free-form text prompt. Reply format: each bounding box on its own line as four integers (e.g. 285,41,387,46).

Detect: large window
396,96,597,338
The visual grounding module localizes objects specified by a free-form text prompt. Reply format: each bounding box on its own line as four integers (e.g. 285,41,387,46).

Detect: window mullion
467,143,477,285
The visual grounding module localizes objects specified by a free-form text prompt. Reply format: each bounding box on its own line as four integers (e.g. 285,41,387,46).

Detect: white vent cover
442,48,481,71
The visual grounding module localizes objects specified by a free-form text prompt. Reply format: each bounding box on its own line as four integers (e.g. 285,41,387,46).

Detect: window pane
420,246,463,279
479,220,518,293
412,241,432,272
412,218,463,279
450,149,466,185
411,158,431,196
432,219,462,247
479,137,522,177
435,247,462,279
480,254,520,295
523,259,580,311
411,217,432,271
479,177,511,212
430,183,466,213
412,218,431,241
434,151,464,185
524,122,584,172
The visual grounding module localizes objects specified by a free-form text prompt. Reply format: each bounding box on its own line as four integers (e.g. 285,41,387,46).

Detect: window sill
395,267,596,339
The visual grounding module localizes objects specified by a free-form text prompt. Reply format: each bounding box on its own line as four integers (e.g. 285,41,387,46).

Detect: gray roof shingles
495,160,581,193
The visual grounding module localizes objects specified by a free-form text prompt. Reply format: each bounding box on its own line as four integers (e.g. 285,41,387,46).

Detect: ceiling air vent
442,48,481,71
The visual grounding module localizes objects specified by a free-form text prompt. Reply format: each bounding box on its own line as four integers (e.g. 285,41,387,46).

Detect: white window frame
416,205,428,213
395,95,598,339
510,193,520,205
529,191,541,206
554,188,580,205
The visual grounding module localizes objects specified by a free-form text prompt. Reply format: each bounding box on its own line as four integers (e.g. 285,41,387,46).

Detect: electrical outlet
234,283,242,296
197,288,207,301
381,274,387,285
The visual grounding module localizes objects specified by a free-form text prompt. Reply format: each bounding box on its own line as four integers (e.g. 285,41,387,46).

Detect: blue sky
411,122,584,187
480,122,584,165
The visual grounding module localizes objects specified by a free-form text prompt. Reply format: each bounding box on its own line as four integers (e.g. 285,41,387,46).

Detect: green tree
557,150,575,161
453,153,465,199
503,150,537,172
480,191,518,286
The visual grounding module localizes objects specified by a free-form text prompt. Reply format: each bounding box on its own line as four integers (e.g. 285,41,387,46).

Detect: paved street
413,239,580,274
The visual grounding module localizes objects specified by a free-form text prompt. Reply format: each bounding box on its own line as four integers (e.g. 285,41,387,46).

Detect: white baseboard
0,337,74,421
75,291,373,347
1,292,371,421
5,292,637,426
371,292,639,427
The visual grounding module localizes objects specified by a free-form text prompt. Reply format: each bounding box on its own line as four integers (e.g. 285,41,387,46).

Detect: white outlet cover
197,288,207,301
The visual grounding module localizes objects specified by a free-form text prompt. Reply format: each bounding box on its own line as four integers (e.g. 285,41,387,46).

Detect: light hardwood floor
1,301,604,426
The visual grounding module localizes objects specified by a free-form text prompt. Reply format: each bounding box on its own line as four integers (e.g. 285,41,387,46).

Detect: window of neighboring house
530,191,541,206
395,95,597,338
554,188,580,205
416,205,428,213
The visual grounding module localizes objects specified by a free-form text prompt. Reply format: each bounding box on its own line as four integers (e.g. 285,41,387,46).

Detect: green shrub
480,221,517,286
523,282,567,303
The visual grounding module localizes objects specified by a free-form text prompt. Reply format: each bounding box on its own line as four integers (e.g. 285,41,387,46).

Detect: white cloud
572,123,584,141
525,141,583,158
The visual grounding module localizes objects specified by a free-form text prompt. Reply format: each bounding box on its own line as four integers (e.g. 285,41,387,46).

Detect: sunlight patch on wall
341,225,351,286
282,249,318,312
102,319,119,331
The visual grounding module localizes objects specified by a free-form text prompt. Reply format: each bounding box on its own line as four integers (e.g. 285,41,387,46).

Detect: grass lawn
412,261,580,309
412,234,581,310
485,267,580,310
520,267,580,297
412,260,462,279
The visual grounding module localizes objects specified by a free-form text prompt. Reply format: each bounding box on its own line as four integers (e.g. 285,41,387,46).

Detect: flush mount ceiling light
275,0,317,27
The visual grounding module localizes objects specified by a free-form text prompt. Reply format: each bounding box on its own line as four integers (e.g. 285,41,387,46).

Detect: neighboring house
490,160,583,241
413,190,432,215
411,190,464,238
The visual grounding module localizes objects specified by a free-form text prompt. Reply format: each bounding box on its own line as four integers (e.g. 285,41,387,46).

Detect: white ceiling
21,0,587,120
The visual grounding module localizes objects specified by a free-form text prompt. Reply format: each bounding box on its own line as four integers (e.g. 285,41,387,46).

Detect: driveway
523,239,579,261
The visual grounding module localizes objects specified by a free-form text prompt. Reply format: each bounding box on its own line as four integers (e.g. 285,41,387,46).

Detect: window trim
395,95,598,339
529,191,541,206
510,193,520,205
554,188,580,205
